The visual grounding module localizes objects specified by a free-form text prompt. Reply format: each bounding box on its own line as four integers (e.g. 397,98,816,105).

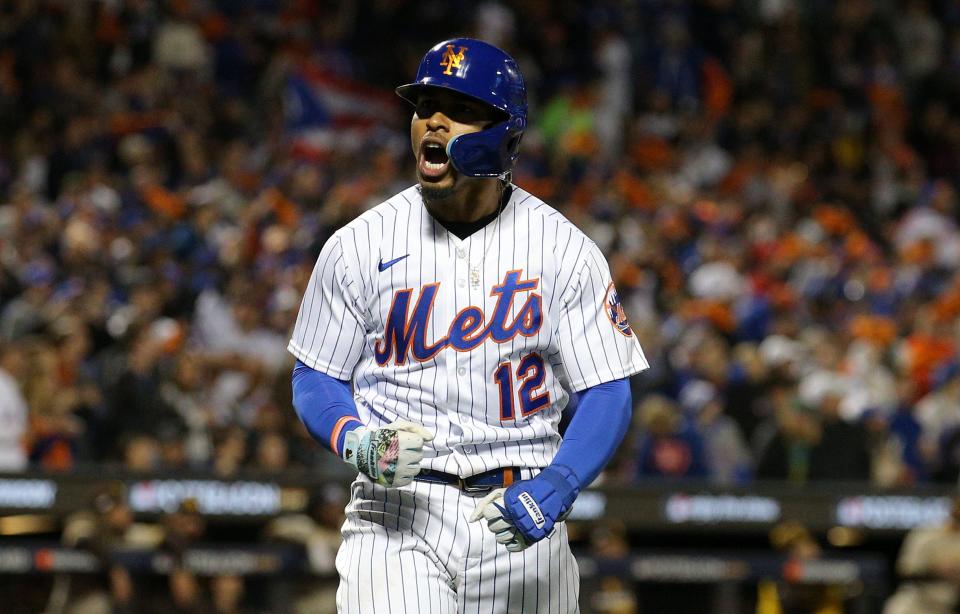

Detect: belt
415,467,521,493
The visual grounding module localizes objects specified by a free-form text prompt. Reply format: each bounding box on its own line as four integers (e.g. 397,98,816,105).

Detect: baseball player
289,38,648,613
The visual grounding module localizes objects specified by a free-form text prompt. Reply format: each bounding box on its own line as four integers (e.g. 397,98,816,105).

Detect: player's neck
422,178,502,224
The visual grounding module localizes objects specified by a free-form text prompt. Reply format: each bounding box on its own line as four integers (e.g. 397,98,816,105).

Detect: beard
419,182,457,205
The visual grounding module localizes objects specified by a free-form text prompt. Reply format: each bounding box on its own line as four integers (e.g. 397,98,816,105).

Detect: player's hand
342,420,434,488
469,488,530,552
470,465,580,551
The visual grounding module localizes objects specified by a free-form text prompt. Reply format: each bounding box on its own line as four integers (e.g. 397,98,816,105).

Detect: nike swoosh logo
378,254,409,272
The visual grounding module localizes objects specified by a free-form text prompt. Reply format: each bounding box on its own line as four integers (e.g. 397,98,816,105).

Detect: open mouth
419,141,450,178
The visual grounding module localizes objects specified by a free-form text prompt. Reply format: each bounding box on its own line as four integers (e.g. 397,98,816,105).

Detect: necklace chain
470,182,509,287
419,181,510,289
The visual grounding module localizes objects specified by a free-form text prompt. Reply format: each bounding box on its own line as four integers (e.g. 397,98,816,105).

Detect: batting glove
470,488,529,552
470,465,580,551
342,420,434,488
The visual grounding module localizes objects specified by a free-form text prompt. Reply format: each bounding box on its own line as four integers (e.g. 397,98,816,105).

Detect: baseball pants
335,469,580,613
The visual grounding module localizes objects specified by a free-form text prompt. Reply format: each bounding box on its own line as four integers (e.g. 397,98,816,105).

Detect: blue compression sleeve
291,360,362,456
551,378,632,488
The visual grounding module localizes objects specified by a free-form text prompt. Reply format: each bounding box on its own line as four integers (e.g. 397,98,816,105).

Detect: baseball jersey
288,184,648,477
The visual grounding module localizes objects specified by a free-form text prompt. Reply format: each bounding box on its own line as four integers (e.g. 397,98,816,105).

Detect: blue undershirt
552,378,632,488
292,360,359,454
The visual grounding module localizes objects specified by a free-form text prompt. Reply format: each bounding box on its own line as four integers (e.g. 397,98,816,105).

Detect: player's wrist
341,421,433,488
539,464,581,511
493,464,582,547
341,424,371,468
333,418,364,459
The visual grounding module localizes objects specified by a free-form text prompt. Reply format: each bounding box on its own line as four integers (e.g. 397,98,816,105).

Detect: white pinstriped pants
335,470,580,613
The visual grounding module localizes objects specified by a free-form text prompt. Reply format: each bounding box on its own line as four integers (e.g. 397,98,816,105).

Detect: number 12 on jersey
494,353,551,420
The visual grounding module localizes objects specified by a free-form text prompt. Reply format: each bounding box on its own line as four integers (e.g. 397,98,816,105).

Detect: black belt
415,467,521,493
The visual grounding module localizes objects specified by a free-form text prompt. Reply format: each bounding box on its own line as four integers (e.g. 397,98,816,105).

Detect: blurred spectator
157,498,207,614
152,5,210,75
756,353,874,483
755,384,820,482
211,426,248,477
123,434,161,472
591,577,637,614
865,407,923,488
86,491,137,614
163,567,205,614
586,519,637,613
160,350,214,467
593,26,634,159
210,575,248,614
646,14,702,111
105,326,184,459
840,340,898,422
916,362,960,477
804,372,873,482
680,379,752,483
253,431,291,473
160,497,206,566
158,423,190,471
756,521,845,614
192,280,287,428
0,343,28,470
24,334,89,471
590,520,630,563
60,486,163,614
884,497,960,614
933,426,960,484
895,0,943,84
634,395,708,479
0,257,57,341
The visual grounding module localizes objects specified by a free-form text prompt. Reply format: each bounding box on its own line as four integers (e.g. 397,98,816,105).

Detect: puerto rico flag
285,63,400,160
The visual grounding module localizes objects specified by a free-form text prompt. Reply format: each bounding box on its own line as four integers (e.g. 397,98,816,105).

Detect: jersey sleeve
288,234,368,381
555,241,649,391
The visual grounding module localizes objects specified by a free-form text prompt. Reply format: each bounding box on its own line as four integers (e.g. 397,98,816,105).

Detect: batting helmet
396,38,527,178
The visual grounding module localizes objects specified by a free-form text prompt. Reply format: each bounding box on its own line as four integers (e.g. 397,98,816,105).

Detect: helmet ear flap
448,121,520,177
504,115,525,164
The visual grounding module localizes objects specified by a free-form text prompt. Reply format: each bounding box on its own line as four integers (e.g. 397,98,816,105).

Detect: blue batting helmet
396,38,527,178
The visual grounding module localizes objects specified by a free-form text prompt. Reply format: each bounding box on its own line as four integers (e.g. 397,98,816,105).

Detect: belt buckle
460,478,493,494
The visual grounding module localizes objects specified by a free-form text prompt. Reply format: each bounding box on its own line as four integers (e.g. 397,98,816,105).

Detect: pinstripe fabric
288,185,648,476
336,470,579,613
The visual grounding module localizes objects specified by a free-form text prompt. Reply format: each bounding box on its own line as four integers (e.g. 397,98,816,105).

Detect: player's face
410,89,502,193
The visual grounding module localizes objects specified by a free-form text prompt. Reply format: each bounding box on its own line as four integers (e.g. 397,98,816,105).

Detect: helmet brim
395,83,510,121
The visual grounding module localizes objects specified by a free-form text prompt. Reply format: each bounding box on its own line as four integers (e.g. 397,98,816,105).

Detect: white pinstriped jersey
288,184,648,477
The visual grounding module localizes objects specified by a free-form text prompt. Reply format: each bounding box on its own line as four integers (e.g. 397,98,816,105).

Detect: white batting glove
342,420,434,488
469,488,530,552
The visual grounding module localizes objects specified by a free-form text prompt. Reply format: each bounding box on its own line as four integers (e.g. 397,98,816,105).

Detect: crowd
1,0,960,492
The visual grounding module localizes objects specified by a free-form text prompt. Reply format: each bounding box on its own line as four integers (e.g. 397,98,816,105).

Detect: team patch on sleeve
604,281,633,337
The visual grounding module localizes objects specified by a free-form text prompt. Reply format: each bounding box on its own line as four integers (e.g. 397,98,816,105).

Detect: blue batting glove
498,464,580,545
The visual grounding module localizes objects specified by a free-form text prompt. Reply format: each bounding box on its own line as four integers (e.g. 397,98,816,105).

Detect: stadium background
0,0,959,612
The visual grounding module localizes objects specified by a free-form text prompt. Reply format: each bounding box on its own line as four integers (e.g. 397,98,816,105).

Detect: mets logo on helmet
604,282,633,337
440,45,468,76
